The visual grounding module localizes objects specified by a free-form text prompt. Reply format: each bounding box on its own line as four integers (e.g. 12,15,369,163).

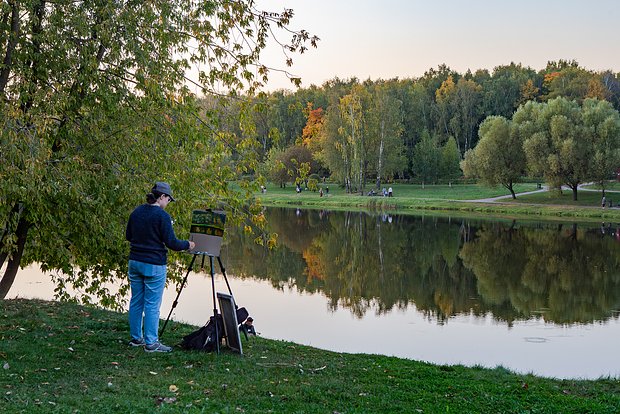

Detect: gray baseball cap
152,182,175,201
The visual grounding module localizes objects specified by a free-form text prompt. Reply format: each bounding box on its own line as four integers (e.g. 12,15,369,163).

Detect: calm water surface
7,208,620,379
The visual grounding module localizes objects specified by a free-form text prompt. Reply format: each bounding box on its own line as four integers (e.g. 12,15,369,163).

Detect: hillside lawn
1,299,619,413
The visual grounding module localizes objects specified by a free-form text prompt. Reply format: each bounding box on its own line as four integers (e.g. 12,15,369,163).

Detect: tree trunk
377,121,385,190
0,215,30,299
507,182,516,199
0,203,21,270
571,185,578,201
0,1,20,94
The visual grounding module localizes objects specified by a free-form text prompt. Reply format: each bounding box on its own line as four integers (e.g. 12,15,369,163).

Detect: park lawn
261,182,538,200
254,182,620,221
1,299,619,413
510,189,607,207
581,181,620,191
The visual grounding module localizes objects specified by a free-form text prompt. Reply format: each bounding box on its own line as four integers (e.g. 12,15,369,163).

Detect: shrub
308,178,318,191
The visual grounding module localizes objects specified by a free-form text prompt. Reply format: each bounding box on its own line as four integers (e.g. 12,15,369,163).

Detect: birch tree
369,83,405,188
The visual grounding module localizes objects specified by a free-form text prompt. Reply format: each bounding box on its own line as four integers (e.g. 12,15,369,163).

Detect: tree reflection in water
223,208,620,325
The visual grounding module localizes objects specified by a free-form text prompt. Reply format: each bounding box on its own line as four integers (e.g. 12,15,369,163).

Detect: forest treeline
201,60,620,196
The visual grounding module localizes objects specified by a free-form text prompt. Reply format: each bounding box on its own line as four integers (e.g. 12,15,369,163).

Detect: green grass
262,182,538,200
255,182,620,222
512,189,607,206
582,181,620,191
1,299,619,413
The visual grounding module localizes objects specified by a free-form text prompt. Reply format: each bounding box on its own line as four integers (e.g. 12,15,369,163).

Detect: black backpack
179,314,224,352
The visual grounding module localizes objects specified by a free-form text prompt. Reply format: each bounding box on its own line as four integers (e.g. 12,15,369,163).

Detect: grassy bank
1,299,619,413
256,183,620,221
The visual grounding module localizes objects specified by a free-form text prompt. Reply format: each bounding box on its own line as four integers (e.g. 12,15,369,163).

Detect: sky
255,0,620,91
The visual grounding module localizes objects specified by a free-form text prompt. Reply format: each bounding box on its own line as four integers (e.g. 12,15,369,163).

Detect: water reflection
224,209,620,326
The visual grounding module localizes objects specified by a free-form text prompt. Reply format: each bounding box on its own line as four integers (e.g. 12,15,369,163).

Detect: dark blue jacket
126,204,189,265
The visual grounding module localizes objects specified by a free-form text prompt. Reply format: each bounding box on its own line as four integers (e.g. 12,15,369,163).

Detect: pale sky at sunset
256,0,620,91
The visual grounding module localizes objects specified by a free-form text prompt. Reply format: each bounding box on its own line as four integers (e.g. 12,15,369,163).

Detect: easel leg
209,255,220,354
217,256,233,295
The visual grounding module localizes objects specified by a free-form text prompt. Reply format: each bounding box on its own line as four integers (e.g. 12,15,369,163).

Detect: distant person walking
602,195,607,209
125,182,195,353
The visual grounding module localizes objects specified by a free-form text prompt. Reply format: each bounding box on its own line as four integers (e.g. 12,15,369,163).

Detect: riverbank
1,299,618,413
256,183,620,221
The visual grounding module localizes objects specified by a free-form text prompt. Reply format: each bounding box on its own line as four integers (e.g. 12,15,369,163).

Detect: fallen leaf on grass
169,385,178,392
149,371,158,375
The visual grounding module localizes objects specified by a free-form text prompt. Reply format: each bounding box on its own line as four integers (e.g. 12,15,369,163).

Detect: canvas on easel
189,209,226,256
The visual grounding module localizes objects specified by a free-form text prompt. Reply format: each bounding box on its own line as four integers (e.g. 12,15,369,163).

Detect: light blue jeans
128,260,167,345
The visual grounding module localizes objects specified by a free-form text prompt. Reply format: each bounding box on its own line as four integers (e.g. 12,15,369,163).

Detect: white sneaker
145,342,172,353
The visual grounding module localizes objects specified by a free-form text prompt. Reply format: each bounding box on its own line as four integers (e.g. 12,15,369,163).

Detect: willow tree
0,0,317,305
461,116,525,199
582,99,620,196
517,98,587,200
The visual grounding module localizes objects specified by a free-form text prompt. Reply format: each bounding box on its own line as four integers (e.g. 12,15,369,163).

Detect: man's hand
188,241,196,250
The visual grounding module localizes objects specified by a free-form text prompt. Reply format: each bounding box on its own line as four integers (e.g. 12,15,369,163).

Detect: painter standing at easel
125,182,195,353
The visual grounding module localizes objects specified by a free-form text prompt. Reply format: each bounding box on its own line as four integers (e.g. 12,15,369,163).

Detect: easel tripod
160,252,235,354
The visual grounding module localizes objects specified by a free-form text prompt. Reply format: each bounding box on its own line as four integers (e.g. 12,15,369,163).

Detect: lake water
5,208,620,380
